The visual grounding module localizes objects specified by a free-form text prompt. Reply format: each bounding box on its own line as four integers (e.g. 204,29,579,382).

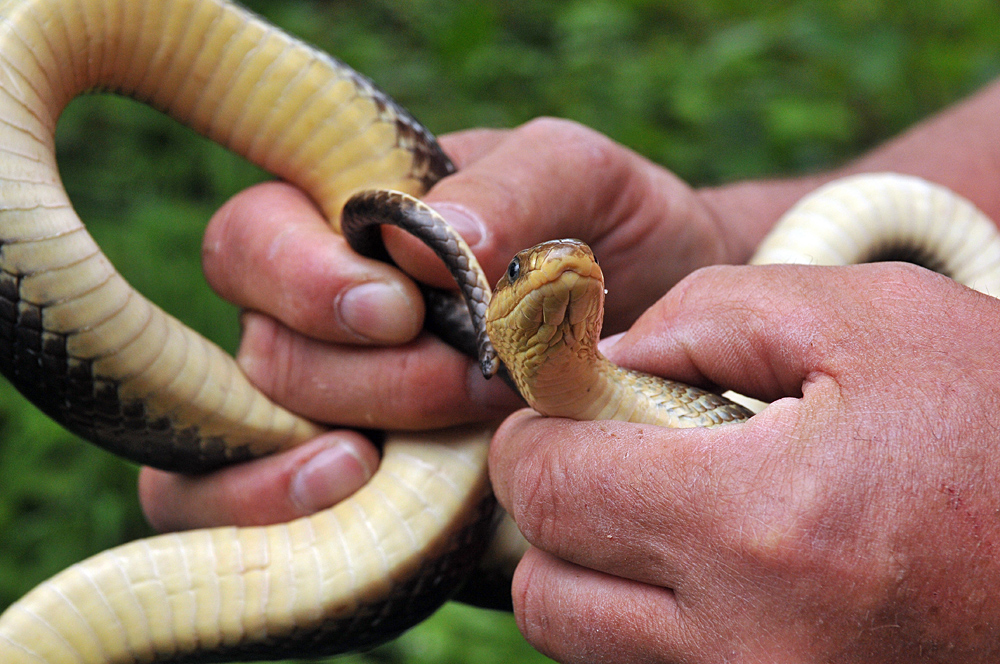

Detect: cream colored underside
0,0,491,661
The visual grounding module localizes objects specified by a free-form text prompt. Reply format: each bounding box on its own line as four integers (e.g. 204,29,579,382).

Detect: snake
2,0,1000,662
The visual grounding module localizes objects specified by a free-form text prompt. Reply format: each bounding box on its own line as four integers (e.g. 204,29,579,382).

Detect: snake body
0,0,451,470
2,0,1000,662
0,0,496,661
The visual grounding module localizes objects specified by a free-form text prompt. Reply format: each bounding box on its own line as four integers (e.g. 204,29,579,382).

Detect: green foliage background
1,0,999,662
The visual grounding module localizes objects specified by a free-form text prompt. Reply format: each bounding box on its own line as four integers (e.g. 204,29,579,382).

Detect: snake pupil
506,257,521,282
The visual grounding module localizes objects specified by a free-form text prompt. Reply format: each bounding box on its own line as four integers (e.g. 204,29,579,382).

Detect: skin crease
139,79,1000,661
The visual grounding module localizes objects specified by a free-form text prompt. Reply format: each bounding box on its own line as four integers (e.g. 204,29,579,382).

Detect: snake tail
341,190,500,377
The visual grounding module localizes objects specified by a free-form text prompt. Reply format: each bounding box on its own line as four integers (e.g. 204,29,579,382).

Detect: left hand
489,262,1000,663
140,119,732,531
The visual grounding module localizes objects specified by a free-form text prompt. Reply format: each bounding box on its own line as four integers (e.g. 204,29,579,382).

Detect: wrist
697,80,1000,266
694,173,831,265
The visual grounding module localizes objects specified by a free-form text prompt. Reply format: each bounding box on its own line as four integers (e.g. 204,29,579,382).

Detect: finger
203,181,424,345
490,409,763,589
237,311,521,429
386,118,725,330
490,266,977,594
138,431,379,531
512,548,693,664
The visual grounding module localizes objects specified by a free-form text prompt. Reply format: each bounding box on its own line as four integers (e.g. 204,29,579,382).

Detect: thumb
601,262,945,404
386,119,726,332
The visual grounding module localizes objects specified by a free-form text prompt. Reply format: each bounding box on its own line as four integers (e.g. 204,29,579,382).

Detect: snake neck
508,320,612,421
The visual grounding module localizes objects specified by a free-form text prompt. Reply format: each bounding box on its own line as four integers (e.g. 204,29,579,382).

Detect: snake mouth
532,262,603,330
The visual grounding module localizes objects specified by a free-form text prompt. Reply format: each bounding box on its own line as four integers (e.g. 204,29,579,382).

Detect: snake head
485,239,606,399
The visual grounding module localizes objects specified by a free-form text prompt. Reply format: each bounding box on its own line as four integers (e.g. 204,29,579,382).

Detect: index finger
488,407,791,590
604,261,991,402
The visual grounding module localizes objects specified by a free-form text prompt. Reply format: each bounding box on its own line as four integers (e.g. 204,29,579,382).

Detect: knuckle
510,552,562,657
396,343,460,416
202,182,294,289
518,116,599,146
377,347,444,422
236,313,303,405
508,442,574,549
202,198,243,297
864,260,947,300
808,262,954,374
675,264,732,297
726,456,886,595
360,340,470,428
518,116,621,172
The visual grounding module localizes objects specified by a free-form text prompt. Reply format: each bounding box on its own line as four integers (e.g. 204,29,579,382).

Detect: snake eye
506,257,521,282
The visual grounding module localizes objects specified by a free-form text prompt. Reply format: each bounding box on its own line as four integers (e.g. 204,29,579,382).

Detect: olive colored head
485,239,606,399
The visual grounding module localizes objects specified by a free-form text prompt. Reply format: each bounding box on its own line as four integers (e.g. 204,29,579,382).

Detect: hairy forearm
698,78,1000,264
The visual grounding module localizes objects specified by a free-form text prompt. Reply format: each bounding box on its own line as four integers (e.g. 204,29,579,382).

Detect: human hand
140,118,734,530
490,262,1000,662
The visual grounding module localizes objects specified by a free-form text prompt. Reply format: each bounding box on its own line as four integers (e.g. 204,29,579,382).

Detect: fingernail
339,281,420,343
290,438,375,513
434,203,484,248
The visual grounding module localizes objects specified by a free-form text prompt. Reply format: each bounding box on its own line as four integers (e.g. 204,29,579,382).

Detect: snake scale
2,0,1000,662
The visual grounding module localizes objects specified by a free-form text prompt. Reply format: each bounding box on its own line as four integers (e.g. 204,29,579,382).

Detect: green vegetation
2,0,999,662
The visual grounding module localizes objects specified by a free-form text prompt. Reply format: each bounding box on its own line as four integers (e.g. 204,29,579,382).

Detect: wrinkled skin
140,80,1000,661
